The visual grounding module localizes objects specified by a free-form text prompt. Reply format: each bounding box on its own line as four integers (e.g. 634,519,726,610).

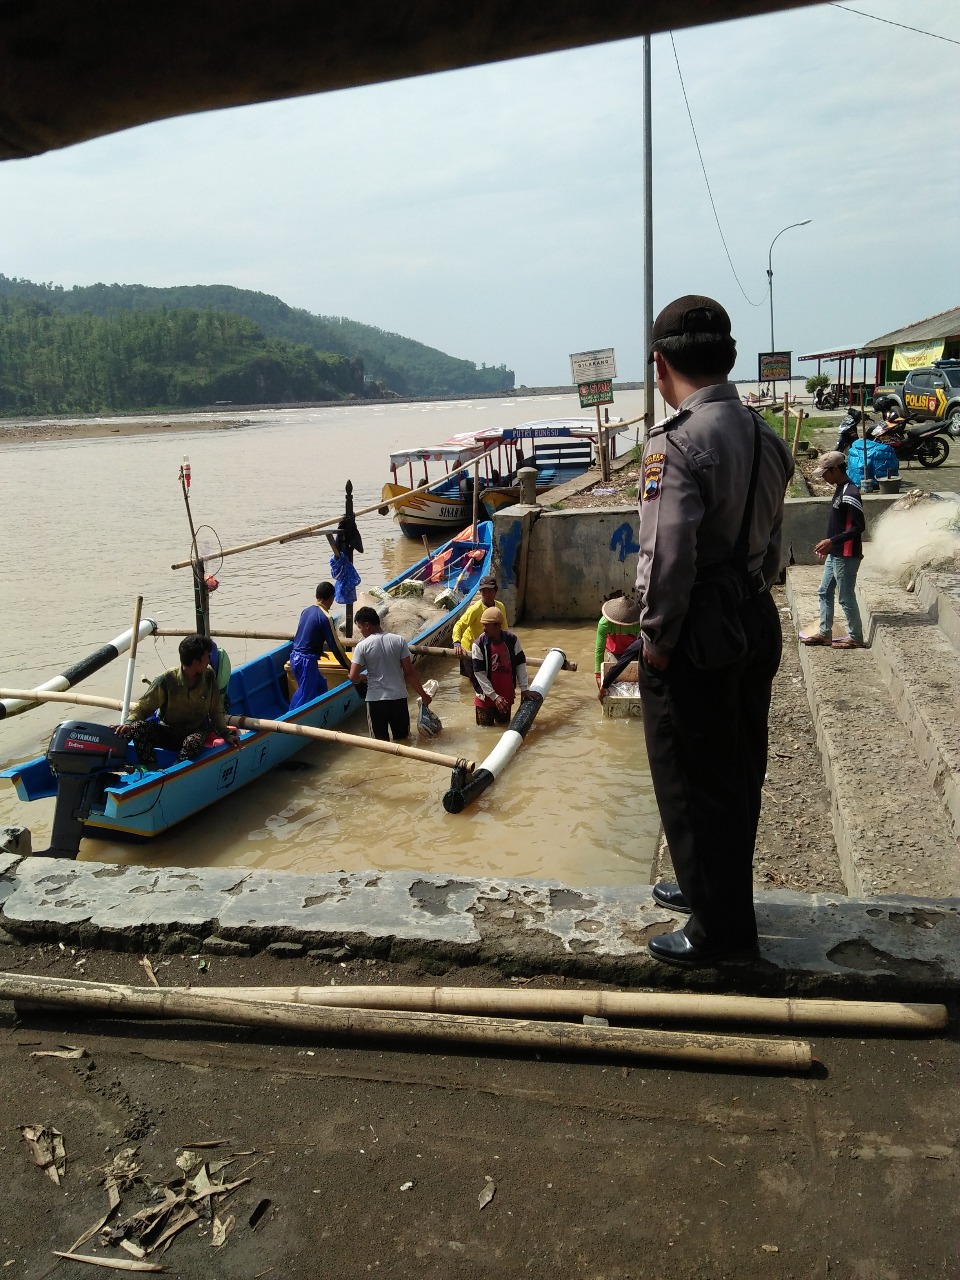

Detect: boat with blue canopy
381,417,626,539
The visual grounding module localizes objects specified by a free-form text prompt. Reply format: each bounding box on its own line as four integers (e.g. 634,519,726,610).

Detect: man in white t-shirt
348,607,433,741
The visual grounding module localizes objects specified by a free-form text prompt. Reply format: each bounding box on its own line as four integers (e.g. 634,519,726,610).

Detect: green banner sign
578,379,614,408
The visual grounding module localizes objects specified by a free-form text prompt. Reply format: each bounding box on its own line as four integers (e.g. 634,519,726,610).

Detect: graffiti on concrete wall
610,522,640,563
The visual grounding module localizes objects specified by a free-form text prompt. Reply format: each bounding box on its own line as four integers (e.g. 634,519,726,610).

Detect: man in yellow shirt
452,575,507,691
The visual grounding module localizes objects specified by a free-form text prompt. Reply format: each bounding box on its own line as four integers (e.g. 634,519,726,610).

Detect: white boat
381,417,625,539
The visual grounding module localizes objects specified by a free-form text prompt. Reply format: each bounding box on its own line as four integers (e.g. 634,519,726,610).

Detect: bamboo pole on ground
226,712,473,772
184,984,947,1032
0,974,813,1071
408,643,577,672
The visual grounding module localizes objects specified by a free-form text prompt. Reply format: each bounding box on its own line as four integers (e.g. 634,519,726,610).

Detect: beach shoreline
0,414,252,445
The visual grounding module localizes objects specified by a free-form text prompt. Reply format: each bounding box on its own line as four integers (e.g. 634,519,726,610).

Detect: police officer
637,295,794,967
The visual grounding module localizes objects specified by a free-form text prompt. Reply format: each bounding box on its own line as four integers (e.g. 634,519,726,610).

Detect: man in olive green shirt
116,634,239,768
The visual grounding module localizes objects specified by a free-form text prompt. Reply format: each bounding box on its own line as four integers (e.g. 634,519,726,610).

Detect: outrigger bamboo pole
227,713,473,773
155,629,295,641
409,643,577,672
0,690,472,773
186,984,948,1033
0,688,123,712
0,975,813,1071
170,470,467,570
0,619,158,720
119,596,144,722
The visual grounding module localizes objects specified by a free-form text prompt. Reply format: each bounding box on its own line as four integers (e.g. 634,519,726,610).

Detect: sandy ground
1,941,957,1279
0,416,250,445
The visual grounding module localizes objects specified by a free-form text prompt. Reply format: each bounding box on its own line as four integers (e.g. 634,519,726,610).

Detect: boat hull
2,524,493,840
382,482,472,538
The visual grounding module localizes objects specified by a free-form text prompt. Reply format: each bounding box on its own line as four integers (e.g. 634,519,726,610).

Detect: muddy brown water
0,392,660,885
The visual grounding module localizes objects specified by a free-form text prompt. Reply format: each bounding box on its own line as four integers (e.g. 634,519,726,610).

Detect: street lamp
767,219,812,351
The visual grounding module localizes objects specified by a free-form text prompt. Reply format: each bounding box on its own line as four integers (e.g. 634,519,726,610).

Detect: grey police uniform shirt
636,381,795,659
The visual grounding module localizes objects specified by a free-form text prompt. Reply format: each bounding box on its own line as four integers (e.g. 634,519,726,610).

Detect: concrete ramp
786,564,960,899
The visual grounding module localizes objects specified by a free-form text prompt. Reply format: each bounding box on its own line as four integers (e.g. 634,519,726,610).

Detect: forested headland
0,276,515,416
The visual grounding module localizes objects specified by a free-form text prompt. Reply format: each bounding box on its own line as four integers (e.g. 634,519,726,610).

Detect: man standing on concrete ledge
799,450,865,650
637,295,794,968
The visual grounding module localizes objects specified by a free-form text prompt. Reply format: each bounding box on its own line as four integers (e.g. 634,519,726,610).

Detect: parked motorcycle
838,408,950,469
814,384,837,410
833,408,873,451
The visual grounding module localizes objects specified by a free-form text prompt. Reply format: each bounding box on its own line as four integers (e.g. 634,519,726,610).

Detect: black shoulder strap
734,416,763,571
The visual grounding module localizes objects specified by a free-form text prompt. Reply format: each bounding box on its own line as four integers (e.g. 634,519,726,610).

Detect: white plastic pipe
0,618,158,719
443,647,566,812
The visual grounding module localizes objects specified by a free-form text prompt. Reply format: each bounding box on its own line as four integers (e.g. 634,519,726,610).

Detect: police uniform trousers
637,590,782,950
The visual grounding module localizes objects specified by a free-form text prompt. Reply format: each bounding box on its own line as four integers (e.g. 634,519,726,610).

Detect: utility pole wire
669,33,766,307
829,4,960,47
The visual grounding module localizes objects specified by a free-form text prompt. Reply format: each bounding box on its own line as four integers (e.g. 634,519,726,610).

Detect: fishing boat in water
1,523,492,846
382,417,626,539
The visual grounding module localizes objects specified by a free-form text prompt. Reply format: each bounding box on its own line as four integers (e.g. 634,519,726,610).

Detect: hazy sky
1,1,957,386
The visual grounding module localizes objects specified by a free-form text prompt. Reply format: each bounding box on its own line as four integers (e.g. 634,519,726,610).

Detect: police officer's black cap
651,295,732,344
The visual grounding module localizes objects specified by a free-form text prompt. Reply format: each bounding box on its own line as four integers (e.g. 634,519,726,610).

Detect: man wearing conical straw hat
594,594,642,689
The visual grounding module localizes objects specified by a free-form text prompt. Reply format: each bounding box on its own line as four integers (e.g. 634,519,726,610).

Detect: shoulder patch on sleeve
642,451,666,503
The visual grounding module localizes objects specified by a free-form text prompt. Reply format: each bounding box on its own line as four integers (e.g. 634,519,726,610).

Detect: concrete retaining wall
493,495,900,621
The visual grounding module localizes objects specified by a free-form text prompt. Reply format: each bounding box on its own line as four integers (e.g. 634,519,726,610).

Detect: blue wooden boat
2,522,493,841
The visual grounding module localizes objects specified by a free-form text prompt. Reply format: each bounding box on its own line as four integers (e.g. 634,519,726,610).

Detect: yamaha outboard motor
37,721,130,858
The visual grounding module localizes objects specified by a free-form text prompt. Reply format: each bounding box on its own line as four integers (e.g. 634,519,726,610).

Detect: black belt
694,565,768,597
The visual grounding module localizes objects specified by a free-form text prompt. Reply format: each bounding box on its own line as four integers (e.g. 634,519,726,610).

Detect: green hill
0,276,515,405
0,293,366,415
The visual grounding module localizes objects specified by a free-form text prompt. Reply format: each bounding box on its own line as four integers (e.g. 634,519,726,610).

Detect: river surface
0,391,659,886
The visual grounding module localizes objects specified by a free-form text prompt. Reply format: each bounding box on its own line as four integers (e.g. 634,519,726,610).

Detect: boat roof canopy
389,416,626,467
389,441,486,468
476,417,625,442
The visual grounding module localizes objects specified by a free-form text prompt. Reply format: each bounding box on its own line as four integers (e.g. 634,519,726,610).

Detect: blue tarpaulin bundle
330,552,362,604
844,438,899,489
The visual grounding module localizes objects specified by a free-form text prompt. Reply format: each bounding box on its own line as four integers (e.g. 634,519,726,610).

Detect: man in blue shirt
288,582,352,709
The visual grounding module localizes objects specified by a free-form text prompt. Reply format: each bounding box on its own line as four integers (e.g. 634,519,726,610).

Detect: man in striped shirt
800,450,866,650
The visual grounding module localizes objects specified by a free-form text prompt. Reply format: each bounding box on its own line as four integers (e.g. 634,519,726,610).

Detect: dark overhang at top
0,0,821,162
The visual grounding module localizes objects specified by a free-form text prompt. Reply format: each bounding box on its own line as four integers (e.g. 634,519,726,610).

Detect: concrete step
786,565,959,898
915,567,960,655
855,567,960,848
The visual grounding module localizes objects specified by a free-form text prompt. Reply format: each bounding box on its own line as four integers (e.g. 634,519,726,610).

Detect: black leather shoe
652,882,691,914
648,929,759,968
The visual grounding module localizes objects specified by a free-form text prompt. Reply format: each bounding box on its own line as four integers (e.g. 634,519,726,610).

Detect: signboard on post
759,352,792,383
577,379,614,409
570,348,617,384
569,348,617,481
